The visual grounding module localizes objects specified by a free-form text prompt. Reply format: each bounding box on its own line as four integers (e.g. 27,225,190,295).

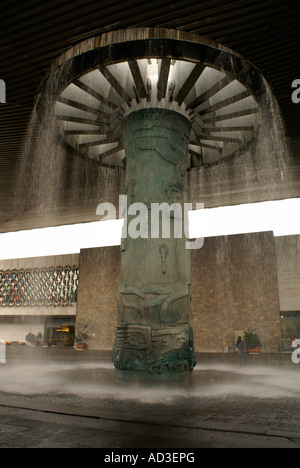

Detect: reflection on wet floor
0,359,299,401
1,354,300,446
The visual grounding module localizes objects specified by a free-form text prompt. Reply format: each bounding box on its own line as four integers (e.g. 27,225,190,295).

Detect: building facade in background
0,254,79,346
0,233,299,353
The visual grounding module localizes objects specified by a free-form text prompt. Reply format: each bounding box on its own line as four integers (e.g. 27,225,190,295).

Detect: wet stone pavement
0,347,300,448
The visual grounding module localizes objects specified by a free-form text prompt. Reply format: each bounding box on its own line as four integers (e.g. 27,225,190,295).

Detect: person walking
236,336,247,364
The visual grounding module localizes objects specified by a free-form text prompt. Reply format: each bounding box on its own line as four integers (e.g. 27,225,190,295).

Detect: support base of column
114,368,194,386
112,323,196,382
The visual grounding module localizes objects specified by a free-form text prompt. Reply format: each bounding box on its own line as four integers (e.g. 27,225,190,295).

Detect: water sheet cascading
35,28,279,381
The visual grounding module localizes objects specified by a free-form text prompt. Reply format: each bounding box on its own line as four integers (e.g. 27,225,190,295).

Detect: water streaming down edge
5,53,297,371
187,80,295,353
15,97,124,232
13,31,294,230
188,78,293,209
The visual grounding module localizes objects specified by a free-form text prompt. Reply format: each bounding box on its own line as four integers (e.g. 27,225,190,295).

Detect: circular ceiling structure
38,28,268,170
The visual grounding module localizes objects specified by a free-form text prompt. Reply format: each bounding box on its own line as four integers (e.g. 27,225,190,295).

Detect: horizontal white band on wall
0,198,299,260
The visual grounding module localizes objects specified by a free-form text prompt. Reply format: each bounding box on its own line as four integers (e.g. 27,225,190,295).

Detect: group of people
235,334,300,365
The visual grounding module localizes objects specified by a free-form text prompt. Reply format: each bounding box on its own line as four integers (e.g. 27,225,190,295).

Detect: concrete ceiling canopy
36,28,269,171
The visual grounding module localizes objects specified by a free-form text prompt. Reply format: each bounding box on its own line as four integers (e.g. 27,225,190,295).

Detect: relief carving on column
113,108,195,379
112,323,196,377
117,280,190,324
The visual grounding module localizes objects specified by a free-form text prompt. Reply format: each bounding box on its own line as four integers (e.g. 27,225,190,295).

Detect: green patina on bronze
112,108,196,380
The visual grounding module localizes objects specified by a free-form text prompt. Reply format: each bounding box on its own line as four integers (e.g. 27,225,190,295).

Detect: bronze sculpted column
48,29,263,381
112,108,196,380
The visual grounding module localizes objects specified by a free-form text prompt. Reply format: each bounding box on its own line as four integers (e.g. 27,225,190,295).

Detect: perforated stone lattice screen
0,266,79,308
